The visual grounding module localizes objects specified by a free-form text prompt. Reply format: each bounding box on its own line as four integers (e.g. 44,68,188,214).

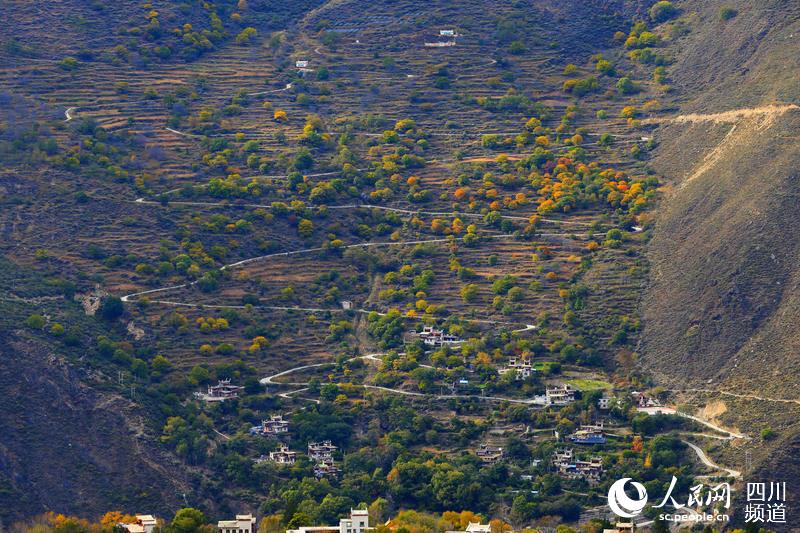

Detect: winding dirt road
260,352,546,406
682,440,742,479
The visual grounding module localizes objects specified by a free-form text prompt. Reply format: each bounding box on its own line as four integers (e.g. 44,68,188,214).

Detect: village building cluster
631,390,662,408
475,443,504,464
417,326,463,347
118,506,634,533
499,357,534,380
250,415,289,436
309,440,342,477
551,448,604,482
568,423,607,445
255,439,341,478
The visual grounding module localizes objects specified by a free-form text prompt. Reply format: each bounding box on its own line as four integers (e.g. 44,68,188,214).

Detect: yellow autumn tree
101,512,137,529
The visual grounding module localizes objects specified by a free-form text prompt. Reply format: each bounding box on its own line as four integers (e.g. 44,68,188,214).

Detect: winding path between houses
259,352,545,405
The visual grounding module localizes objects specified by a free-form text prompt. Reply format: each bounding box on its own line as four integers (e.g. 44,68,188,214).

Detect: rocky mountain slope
639,0,800,523
0,332,188,523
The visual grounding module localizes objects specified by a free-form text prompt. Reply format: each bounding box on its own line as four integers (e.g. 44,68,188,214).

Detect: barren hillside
640,0,800,522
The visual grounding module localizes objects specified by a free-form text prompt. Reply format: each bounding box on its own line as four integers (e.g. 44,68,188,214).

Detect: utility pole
745,450,752,474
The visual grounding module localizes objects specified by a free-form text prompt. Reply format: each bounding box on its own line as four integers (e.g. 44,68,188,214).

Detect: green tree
151,354,172,375
99,296,124,320
171,508,207,533
188,365,211,385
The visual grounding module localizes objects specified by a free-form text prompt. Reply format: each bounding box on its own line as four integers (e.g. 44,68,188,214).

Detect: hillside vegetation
3,0,799,530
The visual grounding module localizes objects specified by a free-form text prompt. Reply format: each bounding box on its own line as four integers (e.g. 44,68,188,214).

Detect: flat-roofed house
546,384,576,405
286,509,369,533
250,415,290,436
120,515,158,533
218,514,256,533
194,379,244,402
269,444,299,464
475,444,504,464
308,440,338,462
418,326,463,347
500,357,534,380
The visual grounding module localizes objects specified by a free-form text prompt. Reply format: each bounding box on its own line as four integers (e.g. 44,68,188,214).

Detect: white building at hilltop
286,509,369,533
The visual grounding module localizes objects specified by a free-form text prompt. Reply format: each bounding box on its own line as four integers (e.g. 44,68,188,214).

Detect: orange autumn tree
489,518,512,533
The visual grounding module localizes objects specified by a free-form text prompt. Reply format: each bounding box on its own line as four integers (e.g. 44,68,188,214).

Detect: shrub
508,40,526,54
460,284,479,303
616,77,638,95
235,27,258,45
595,59,614,75
597,133,614,146
59,56,79,70
26,314,46,330
654,66,668,84
719,7,738,20
649,1,678,22
564,77,598,96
